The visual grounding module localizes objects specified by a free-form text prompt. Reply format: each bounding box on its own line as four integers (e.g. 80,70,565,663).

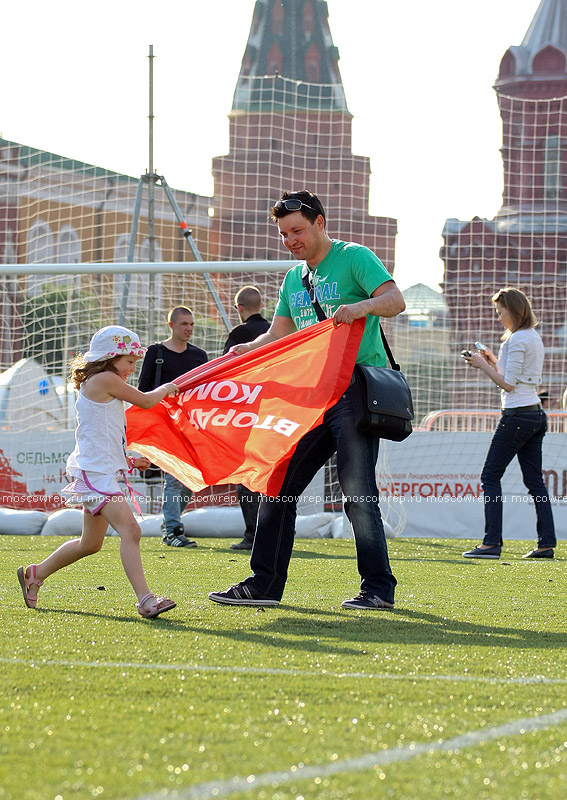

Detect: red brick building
441,0,567,408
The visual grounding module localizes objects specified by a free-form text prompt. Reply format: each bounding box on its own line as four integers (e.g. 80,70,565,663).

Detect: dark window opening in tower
305,44,321,82
252,7,261,35
267,42,283,75
272,2,284,36
307,62,319,81
532,46,566,74
498,50,516,79
303,0,314,37
544,135,562,201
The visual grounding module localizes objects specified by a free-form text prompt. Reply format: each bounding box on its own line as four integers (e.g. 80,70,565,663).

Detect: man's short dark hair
270,190,326,225
234,285,262,311
168,306,194,323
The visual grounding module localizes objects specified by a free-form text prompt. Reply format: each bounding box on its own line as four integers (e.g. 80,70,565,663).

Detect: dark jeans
161,473,192,536
244,385,397,603
237,484,260,543
481,408,556,548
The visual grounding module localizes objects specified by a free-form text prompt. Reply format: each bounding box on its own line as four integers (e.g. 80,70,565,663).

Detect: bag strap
301,264,400,370
154,342,164,388
301,266,327,322
379,326,400,372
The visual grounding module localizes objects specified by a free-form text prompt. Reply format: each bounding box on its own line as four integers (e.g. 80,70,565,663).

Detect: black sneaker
462,545,501,559
522,548,554,559
208,582,280,606
229,539,253,550
341,591,394,610
162,533,197,548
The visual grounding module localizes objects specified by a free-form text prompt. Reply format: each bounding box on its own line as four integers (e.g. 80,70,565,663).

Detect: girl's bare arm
83,372,179,408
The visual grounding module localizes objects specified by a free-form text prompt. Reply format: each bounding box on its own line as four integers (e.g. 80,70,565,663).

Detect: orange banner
126,318,364,496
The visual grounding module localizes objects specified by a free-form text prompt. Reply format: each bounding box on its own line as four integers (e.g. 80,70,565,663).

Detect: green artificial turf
1,535,566,800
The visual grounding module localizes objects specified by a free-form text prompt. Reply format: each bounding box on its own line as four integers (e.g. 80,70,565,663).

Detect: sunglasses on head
276,198,316,213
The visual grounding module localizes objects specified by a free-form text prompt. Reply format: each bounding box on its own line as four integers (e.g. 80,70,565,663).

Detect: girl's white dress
61,391,131,515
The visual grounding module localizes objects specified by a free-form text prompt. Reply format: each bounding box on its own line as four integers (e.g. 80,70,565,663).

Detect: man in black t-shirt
223,286,270,550
138,306,208,548
223,286,271,353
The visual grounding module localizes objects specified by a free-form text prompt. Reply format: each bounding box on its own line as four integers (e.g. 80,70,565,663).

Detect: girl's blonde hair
492,287,538,339
69,353,121,389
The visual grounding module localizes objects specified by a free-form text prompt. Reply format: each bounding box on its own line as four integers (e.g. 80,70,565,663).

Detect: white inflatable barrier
40,508,84,536
0,502,398,539
0,505,344,539
331,513,395,539
0,507,48,535
114,508,338,539
181,506,249,537
295,512,336,538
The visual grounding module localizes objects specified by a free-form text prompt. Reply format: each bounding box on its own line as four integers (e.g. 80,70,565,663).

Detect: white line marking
133,707,567,800
2,656,567,685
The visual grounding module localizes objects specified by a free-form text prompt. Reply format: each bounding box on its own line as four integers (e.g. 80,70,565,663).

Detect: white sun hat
84,325,146,363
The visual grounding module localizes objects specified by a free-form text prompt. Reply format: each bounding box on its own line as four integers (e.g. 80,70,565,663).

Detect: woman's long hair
492,287,538,340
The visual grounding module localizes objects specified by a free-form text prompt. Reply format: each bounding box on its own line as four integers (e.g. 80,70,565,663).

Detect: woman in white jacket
462,288,556,560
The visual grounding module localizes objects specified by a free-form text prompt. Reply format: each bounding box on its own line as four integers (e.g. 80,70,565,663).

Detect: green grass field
2,535,566,800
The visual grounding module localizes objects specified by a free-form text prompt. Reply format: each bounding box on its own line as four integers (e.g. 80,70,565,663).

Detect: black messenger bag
351,341,414,441
301,265,413,442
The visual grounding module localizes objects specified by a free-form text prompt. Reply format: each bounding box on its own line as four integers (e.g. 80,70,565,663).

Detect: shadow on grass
20,601,567,661
34,605,186,627
206,602,567,651
118,604,567,655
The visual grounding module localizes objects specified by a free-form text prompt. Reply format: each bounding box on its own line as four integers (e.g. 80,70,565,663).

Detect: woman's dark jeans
481,408,556,548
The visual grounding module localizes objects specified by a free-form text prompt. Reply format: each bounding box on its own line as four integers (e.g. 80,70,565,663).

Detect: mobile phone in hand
475,342,488,351
461,350,472,358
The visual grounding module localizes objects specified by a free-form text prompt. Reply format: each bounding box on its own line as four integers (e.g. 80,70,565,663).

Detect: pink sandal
17,565,44,609
136,593,176,619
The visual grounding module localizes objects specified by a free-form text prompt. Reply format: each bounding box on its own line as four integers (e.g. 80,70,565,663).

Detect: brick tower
441,0,567,408
209,0,396,272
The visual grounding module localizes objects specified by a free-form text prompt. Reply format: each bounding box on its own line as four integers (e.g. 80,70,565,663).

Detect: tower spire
211,0,396,270
232,0,348,112
496,0,567,96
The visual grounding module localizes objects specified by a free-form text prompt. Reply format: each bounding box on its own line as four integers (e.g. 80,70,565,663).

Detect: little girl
17,325,179,618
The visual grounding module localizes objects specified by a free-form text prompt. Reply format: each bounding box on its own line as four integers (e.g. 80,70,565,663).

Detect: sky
0,0,545,290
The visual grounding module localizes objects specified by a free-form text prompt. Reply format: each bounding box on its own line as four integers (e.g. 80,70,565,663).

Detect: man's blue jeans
244,385,397,603
481,408,556,548
161,473,193,536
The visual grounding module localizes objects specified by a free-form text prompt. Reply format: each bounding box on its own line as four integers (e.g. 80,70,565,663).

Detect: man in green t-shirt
209,190,406,611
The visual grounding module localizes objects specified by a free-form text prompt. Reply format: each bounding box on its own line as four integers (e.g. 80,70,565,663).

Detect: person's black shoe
208,582,279,606
162,533,197,548
462,545,501,559
522,548,554,559
162,524,197,548
341,591,394,610
229,539,253,550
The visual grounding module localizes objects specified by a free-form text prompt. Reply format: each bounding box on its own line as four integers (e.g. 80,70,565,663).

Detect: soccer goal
1,261,566,542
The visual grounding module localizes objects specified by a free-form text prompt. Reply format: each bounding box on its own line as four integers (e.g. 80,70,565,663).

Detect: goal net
1,81,567,538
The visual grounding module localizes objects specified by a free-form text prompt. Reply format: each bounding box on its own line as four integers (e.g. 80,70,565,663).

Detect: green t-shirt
275,240,392,366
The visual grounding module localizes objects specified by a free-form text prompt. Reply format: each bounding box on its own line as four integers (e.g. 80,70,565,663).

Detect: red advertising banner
126,318,364,496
